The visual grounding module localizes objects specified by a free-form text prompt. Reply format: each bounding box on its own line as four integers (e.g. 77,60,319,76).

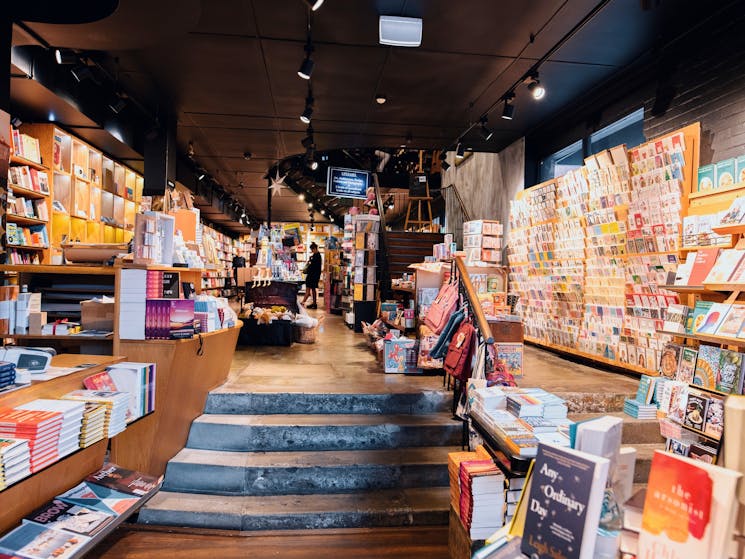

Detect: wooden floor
88,524,450,559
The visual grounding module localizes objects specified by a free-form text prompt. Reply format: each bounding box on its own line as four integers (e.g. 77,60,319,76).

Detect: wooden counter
109,323,242,476
0,354,124,533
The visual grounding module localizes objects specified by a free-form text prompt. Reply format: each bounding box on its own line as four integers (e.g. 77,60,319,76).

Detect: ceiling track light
455,140,465,159
301,125,315,149
71,64,94,83
300,92,314,123
375,93,387,105
501,94,516,120
479,116,493,141
441,160,451,171
107,92,126,114
302,0,324,11
297,41,315,80
54,48,77,65
526,73,546,100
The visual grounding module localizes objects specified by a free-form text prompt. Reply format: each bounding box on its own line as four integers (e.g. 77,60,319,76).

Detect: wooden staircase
386,231,445,278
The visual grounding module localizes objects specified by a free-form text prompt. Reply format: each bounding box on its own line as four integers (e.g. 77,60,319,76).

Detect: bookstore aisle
83,316,655,559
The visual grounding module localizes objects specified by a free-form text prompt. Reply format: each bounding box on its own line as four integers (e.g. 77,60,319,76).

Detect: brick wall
527,2,745,177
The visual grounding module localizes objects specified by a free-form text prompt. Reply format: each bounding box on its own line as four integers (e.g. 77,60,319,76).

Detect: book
714,304,745,338
657,345,682,380
662,304,689,334
687,248,721,285
667,383,689,424
520,444,609,559
638,451,741,559
716,158,736,188
683,390,708,431
23,499,114,537
703,248,745,283
688,442,719,465
676,348,698,384
703,396,724,440
688,300,714,335
57,481,139,516
635,375,657,404
695,303,731,335
84,463,162,496
717,349,744,394
693,345,721,390
0,522,90,559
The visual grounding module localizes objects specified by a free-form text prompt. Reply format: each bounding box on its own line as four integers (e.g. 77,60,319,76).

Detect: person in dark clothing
302,242,322,309
232,250,246,286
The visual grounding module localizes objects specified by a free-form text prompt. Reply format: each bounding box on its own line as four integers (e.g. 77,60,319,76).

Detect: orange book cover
83,372,117,392
687,248,721,286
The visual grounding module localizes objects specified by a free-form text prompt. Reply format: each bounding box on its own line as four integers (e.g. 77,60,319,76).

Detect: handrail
454,255,494,345
372,173,392,301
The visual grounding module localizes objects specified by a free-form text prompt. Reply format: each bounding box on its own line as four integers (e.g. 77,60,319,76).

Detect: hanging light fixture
302,0,324,11
301,125,315,149
54,48,77,65
479,116,493,141
300,89,314,123
297,39,315,80
501,93,516,120
526,73,546,100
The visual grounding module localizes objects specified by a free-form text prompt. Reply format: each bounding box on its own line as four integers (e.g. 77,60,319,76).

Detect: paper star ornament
269,170,287,197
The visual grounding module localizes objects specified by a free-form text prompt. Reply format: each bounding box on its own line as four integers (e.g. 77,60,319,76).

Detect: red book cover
83,372,117,392
687,248,721,286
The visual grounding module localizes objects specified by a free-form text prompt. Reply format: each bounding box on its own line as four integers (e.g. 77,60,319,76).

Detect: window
589,107,644,155
539,140,583,182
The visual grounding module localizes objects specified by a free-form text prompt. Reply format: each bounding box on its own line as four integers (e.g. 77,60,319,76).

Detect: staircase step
569,412,665,444
163,446,457,496
186,413,462,452
556,392,636,414
139,487,450,530
205,390,452,415
628,443,662,484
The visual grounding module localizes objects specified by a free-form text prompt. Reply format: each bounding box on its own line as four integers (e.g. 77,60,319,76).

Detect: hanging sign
326,167,370,199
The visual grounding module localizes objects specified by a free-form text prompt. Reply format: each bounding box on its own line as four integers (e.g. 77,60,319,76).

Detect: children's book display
0,463,162,559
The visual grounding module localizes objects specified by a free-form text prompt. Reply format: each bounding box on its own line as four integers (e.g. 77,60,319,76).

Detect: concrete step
628,443,661,485
556,391,636,414
163,446,458,496
139,487,450,531
186,413,463,452
569,412,665,445
204,390,452,415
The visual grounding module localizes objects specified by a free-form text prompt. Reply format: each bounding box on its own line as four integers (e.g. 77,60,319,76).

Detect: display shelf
712,223,745,236
0,264,116,275
5,333,113,341
658,285,707,294
392,285,416,294
657,329,745,348
9,154,47,171
689,181,745,201
5,244,47,251
8,184,48,200
6,214,48,227
677,422,721,443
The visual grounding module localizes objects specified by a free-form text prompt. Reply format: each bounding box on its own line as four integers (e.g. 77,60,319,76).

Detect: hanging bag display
443,321,475,381
423,280,459,334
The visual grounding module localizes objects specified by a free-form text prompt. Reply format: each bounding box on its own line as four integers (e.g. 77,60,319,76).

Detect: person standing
232,249,246,287
302,242,322,309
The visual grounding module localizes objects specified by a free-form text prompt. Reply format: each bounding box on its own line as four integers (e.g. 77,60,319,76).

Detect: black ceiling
10,0,708,222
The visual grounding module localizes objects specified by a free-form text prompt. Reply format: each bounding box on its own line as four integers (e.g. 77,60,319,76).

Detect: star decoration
268,169,287,197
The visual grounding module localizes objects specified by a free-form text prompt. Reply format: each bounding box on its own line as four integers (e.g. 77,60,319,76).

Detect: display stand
0,354,124,533
110,323,241,476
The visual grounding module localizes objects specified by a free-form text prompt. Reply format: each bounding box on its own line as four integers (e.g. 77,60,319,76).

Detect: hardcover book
667,383,689,425
688,300,714,335
676,348,698,384
695,303,731,335
520,444,609,559
57,481,139,516
693,345,721,389
716,349,744,394
714,304,745,338
638,451,741,559
703,248,745,284
683,391,709,432
703,396,724,440
0,523,90,559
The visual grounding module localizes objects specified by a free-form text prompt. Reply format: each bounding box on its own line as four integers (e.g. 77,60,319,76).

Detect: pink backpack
423,281,459,334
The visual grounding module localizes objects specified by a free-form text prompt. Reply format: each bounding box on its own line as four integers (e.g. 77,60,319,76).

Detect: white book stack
118,269,147,340
468,473,506,540
61,391,130,437
16,399,85,457
0,438,31,489
79,403,107,448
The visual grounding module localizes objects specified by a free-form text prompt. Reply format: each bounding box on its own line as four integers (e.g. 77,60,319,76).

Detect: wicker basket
294,324,318,344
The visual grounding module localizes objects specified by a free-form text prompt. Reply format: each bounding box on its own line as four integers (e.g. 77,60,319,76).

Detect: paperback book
676,348,698,384
23,499,114,537
57,481,139,516
695,303,731,335
0,522,90,559
688,300,714,335
693,345,721,390
714,304,745,338
84,463,162,496
716,349,744,394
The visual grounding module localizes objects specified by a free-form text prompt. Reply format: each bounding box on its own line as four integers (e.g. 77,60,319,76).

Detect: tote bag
423,281,459,334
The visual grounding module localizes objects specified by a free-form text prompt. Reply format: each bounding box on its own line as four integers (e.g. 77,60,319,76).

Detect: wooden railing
454,255,494,345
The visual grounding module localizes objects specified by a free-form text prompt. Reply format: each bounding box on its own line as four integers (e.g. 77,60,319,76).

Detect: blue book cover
521,444,610,559
57,481,140,517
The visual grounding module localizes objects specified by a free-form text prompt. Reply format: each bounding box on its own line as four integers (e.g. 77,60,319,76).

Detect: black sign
326,167,370,199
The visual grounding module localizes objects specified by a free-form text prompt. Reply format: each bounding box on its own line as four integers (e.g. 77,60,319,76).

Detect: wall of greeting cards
507,123,701,375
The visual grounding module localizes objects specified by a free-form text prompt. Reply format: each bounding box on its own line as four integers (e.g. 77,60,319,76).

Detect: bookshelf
12,124,144,264
508,123,701,377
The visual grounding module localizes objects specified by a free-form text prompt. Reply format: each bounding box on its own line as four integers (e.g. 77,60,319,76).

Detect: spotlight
375,94,387,105
479,117,493,141
297,42,315,80
303,0,324,10
308,202,313,209
309,159,319,171
301,126,315,149
107,92,126,114
526,74,546,100
10,116,22,129
241,210,247,219
320,209,326,215
441,160,451,171
54,48,77,65
243,151,252,160
71,65,93,82
298,193,305,201
197,172,206,181
300,95,314,123
501,96,515,120
455,140,465,159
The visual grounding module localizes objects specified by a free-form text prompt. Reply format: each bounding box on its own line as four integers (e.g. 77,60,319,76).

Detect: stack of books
62,391,129,437
0,437,31,489
0,409,63,472
83,362,157,423
458,460,505,540
624,375,659,419
447,448,490,515
16,400,86,458
0,361,16,391
79,403,108,447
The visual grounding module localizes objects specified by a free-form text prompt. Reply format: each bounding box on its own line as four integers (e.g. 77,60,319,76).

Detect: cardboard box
29,311,47,335
384,338,422,374
488,319,524,343
463,220,503,236
81,300,115,331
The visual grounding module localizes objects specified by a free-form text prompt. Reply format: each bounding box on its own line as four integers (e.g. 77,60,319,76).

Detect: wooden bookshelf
6,214,48,227
8,184,48,200
9,154,47,171
658,329,745,349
